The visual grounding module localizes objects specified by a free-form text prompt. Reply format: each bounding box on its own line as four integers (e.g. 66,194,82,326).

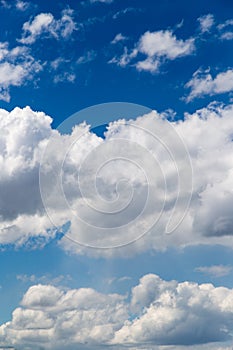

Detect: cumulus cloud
113,274,233,346
1,274,233,348
0,283,127,349
185,68,233,101
110,29,195,73
1,103,233,256
19,9,76,44
0,43,42,101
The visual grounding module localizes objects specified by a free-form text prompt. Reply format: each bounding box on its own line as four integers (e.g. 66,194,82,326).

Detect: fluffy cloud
110,29,195,72
0,43,42,101
0,8,77,101
113,274,233,346
196,14,233,41
1,274,233,348
185,68,233,101
1,103,233,256
0,283,127,349
198,14,215,33
0,106,55,245
19,9,76,44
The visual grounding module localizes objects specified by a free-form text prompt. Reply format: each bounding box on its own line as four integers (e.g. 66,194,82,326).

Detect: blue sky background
0,0,232,123
0,0,233,349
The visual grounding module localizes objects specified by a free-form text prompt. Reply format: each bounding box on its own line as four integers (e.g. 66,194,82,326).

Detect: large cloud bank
0,103,233,256
1,274,233,348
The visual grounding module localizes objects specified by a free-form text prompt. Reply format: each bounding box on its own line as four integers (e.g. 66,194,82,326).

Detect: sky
0,0,233,349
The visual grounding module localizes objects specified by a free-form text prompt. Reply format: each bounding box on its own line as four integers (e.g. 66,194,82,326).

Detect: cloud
53,72,76,84
16,273,73,286
110,29,195,73
15,0,30,11
0,43,42,101
220,32,233,40
90,0,114,3
1,0,30,10
113,274,233,346
196,14,233,41
111,33,127,44
76,50,97,64
198,14,215,33
0,283,127,349
185,68,233,101
19,9,76,44
1,103,233,256
195,265,232,278
218,19,233,41
1,274,233,348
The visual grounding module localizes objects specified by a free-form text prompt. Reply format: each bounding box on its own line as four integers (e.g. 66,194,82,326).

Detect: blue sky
1,0,233,349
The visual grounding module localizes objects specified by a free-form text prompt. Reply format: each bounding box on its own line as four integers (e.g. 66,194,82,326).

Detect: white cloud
0,43,42,102
217,18,233,41
90,0,114,3
198,14,215,33
110,29,195,73
15,0,30,11
195,265,232,278
220,31,233,40
76,50,97,64
0,283,127,348
53,72,76,83
1,274,233,348
113,274,233,346
19,9,76,44
16,274,72,286
138,30,195,59
1,0,30,10
111,33,127,44
1,104,233,256
185,68,233,101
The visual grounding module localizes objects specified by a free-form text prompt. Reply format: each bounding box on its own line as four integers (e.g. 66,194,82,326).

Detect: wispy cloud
195,265,232,277
18,9,76,44
76,50,97,64
17,273,72,285
111,33,128,44
90,0,114,3
198,14,215,33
